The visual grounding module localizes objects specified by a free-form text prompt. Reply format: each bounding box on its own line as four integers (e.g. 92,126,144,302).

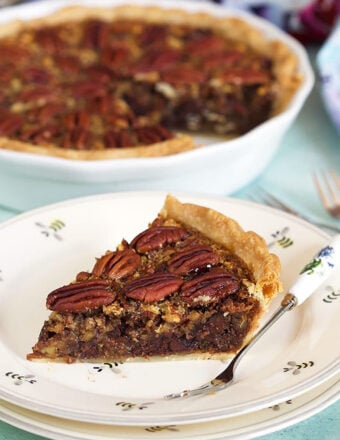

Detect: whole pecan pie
27,195,282,363
0,5,301,159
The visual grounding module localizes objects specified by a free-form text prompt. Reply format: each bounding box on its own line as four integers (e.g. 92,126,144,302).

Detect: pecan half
135,49,181,73
63,110,90,130
83,20,110,49
131,226,189,253
20,124,60,144
185,35,225,55
28,103,64,124
22,67,52,85
54,55,80,73
46,279,115,312
92,249,140,279
161,67,206,85
181,269,240,306
100,46,130,69
0,44,29,62
217,69,270,85
0,112,24,136
35,28,64,53
103,129,136,148
61,127,91,149
124,273,183,303
167,245,219,275
71,81,107,98
136,125,173,145
17,86,56,103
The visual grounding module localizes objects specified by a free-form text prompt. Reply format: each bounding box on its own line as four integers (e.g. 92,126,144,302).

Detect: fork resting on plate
165,235,340,399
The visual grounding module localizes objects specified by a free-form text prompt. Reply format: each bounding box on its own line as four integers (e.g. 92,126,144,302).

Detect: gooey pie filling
0,17,274,151
28,215,261,362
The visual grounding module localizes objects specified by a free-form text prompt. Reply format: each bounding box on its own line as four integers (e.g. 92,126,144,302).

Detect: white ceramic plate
0,192,339,426
1,375,339,440
0,0,313,210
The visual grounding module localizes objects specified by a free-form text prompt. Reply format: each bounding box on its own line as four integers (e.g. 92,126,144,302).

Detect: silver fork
248,187,340,234
165,235,340,399
314,170,340,219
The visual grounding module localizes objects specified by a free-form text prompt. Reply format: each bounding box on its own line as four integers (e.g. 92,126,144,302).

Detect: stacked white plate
0,191,339,439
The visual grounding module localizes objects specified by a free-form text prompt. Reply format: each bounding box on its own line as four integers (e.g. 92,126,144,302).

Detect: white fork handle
289,235,340,305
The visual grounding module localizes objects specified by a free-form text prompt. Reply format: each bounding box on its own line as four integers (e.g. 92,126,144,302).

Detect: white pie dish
0,0,314,211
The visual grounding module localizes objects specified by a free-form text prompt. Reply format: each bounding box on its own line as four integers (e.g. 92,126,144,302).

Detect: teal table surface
0,34,339,440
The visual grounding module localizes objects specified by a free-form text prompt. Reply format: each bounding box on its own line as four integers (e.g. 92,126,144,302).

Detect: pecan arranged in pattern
17,86,56,103
61,127,91,149
92,249,140,280
217,69,270,85
71,81,107,98
136,49,181,73
0,112,24,136
21,67,52,85
136,125,173,145
28,103,64,124
161,67,206,85
100,46,130,69
34,28,64,53
131,226,189,253
63,110,90,130
185,35,225,55
181,269,240,306
0,44,29,62
83,20,110,49
20,124,60,144
167,245,219,275
46,279,115,312
123,273,183,303
103,129,136,148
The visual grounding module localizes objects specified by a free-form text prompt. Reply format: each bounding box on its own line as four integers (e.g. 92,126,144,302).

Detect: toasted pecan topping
181,269,240,306
123,272,183,303
130,226,189,253
0,15,275,152
167,244,219,275
92,249,140,279
46,279,115,312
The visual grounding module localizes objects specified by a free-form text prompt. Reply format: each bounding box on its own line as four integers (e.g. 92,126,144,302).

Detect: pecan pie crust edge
0,4,301,160
27,195,282,363
162,195,282,304
161,195,282,352
0,133,195,159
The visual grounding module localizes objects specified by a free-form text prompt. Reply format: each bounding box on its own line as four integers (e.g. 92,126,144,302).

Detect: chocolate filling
28,216,260,363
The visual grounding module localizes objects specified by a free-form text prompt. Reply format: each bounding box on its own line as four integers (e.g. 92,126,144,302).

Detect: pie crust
0,4,301,160
27,195,282,363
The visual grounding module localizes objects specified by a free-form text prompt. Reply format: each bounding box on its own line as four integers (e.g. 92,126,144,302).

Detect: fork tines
314,170,340,219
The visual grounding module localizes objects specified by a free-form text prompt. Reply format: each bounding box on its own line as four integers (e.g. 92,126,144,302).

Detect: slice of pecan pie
0,5,301,159
27,195,281,363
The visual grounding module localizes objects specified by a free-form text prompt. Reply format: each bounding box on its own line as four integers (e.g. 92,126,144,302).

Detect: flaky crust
0,133,195,160
28,195,282,363
161,195,282,353
0,4,302,160
162,195,282,304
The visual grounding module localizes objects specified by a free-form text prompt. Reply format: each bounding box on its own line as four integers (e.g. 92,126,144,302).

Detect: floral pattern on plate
0,192,339,426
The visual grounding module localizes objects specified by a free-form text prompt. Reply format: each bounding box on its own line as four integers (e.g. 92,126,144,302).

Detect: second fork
247,188,340,234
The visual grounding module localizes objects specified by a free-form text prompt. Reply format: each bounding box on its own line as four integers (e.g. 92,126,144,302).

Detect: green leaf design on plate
300,258,322,275
35,219,65,240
